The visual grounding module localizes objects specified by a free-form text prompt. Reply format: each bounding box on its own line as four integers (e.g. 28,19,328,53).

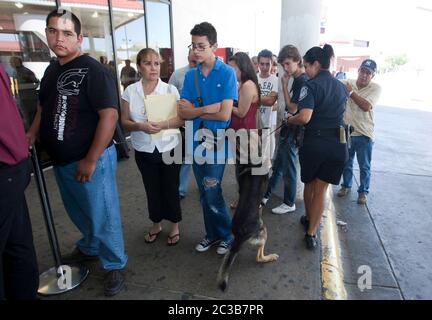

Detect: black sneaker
61,247,98,264
195,238,220,252
304,234,317,250
300,215,310,231
104,269,125,297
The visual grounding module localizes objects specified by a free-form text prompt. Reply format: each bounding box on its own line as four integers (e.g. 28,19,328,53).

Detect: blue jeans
179,163,191,197
192,163,232,243
341,135,374,194
264,134,298,206
53,145,127,271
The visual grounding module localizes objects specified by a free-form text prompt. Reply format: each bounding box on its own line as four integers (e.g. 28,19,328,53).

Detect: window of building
0,0,56,130
112,0,146,92
146,0,173,82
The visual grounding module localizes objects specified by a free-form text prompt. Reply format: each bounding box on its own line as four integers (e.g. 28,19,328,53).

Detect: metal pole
30,146,62,267
144,0,149,48
108,0,130,159
30,145,89,295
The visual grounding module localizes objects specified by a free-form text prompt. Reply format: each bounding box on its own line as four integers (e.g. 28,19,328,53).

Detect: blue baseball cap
360,59,377,74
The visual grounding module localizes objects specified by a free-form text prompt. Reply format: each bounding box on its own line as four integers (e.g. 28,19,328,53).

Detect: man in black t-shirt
262,45,308,215
27,9,127,297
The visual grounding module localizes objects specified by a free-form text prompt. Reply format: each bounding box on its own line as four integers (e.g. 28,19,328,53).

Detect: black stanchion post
30,146,62,267
30,145,89,295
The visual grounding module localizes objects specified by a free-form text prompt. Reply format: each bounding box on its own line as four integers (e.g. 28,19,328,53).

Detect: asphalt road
342,105,432,299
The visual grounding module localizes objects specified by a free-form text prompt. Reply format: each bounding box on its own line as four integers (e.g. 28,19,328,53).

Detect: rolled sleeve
121,85,131,103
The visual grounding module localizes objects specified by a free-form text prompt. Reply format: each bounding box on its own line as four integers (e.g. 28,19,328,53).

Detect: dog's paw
269,253,279,261
257,253,279,263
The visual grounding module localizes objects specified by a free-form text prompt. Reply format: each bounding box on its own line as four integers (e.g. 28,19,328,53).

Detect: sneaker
304,234,317,250
272,203,296,215
61,247,98,264
216,241,231,255
357,192,367,205
195,238,220,252
260,197,269,206
300,215,310,231
104,269,125,297
337,187,350,197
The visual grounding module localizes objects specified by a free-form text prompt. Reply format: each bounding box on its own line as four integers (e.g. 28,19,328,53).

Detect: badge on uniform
299,86,308,101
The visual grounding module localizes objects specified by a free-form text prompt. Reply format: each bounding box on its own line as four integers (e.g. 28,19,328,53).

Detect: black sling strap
193,69,204,107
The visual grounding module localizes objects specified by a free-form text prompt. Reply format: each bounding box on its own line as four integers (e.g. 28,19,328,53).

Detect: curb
320,188,347,300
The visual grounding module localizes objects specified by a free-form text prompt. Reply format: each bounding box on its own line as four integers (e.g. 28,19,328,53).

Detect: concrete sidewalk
27,159,323,300
27,148,407,300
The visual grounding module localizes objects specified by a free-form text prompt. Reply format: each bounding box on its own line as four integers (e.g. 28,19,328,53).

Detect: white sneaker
272,203,296,215
261,197,269,206
216,241,231,255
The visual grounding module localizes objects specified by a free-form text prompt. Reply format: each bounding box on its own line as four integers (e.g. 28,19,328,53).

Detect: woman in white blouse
121,48,184,246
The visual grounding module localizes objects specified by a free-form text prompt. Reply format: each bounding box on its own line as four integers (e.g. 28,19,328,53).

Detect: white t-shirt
258,74,278,128
122,79,180,153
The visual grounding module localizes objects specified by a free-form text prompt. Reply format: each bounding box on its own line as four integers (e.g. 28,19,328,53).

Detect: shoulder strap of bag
194,69,204,107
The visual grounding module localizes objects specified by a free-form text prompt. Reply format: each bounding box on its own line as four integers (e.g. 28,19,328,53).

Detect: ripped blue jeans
192,163,232,243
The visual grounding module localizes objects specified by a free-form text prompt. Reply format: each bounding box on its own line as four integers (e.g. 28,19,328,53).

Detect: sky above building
323,0,432,67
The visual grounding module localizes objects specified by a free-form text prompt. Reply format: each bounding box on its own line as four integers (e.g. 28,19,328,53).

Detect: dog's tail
217,241,240,291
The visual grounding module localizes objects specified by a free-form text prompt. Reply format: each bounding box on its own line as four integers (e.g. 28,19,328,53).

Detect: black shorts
299,136,348,185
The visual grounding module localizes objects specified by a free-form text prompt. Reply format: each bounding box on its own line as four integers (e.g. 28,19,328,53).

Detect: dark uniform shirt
297,70,348,130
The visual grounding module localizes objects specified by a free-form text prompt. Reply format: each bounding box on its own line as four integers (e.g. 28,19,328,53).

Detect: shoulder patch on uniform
299,86,308,101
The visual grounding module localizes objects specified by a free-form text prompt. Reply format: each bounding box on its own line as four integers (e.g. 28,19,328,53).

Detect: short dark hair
303,44,334,70
278,44,303,67
257,49,273,62
46,9,81,36
190,22,217,45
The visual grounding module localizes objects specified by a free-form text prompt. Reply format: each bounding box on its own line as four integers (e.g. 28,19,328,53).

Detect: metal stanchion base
38,264,89,296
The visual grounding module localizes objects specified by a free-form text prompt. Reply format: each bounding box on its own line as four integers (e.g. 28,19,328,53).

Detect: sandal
167,233,180,246
144,229,162,244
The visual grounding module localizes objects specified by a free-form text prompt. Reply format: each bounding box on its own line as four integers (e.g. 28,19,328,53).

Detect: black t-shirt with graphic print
39,55,118,166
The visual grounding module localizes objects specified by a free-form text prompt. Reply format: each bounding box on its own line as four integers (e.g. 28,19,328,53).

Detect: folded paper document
144,93,180,139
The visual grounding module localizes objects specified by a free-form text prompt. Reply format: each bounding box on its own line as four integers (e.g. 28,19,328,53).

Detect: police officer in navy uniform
285,44,348,250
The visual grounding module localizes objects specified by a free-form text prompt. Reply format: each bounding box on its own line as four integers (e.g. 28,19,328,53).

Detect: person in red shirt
0,62,39,300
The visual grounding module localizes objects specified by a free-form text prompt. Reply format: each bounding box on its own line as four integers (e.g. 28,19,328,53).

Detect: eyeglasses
188,43,212,52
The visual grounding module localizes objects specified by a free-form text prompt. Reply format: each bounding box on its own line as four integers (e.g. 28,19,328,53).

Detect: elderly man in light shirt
337,59,382,205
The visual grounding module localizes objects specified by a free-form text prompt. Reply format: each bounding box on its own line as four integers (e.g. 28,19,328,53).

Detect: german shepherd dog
217,163,279,291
